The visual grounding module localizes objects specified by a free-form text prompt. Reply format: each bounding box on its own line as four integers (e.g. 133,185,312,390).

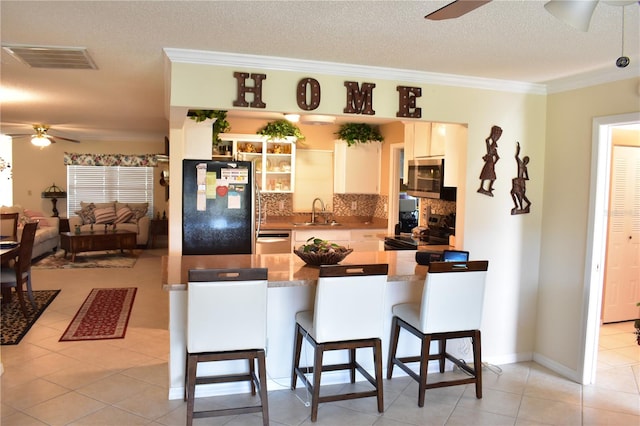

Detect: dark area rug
32,249,139,269
1,290,60,345
60,287,137,342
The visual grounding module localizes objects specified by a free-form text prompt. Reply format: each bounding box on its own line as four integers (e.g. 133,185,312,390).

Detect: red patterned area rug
60,287,137,342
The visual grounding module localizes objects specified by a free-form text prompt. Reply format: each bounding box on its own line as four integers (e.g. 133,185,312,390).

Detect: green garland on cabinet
187,110,231,146
257,119,304,141
336,123,384,146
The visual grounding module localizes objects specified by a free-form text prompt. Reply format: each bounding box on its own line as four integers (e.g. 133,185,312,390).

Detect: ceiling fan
426,0,638,32
7,124,80,147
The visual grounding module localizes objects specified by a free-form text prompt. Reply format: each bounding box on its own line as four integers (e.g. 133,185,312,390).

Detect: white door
602,145,640,323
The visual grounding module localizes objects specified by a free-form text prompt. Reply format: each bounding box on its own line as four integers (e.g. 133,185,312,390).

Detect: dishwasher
255,230,292,254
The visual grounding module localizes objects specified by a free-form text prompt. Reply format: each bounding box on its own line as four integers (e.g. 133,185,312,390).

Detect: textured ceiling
0,0,638,143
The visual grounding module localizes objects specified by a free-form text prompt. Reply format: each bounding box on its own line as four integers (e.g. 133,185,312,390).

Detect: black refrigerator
182,159,255,255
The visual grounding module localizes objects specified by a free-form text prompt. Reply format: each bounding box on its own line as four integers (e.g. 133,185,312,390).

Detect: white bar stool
387,260,489,407
291,263,388,422
185,267,269,426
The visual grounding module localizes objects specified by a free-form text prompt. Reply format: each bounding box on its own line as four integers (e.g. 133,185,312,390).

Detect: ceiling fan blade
50,135,80,143
425,0,492,20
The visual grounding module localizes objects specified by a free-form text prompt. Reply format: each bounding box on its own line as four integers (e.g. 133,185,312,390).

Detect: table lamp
41,183,67,217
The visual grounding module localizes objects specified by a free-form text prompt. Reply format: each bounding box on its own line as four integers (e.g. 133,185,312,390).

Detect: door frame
581,111,640,384
387,143,404,234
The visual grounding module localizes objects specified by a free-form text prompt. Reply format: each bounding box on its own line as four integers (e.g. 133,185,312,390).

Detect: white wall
537,78,640,377
0,135,13,206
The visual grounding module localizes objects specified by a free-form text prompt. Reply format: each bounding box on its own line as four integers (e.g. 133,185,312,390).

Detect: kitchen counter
163,249,449,400
162,250,433,290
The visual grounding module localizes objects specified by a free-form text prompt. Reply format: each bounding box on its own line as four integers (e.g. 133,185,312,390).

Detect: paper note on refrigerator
228,190,241,209
196,163,207,211
206,172,218,199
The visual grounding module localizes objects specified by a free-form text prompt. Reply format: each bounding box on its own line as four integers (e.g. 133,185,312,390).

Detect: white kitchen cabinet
403,122,465,186
435,124,467,187
413,122,432,158
429,123,446,157
219,133,296,193
403,122,432,183
334,140,381,194
349,229,385,251
294,149,333,212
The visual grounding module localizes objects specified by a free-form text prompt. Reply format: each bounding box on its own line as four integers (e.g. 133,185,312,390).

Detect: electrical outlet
279,200,284,210
351,201,357,210
384,203,388,212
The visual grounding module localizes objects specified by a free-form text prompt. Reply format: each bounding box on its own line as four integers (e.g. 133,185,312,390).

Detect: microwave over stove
406,157,457,201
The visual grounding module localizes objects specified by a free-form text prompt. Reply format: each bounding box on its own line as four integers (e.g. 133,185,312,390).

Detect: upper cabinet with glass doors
217,133,296,193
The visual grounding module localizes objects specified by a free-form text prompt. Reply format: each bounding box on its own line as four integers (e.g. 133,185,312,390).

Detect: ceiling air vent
2,45,97,69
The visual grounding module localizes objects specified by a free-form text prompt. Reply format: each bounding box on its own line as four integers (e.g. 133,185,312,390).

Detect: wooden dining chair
1,222,38,317
1,212,19,241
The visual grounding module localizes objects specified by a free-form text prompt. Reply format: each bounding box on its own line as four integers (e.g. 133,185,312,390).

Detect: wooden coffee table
60,230,137,262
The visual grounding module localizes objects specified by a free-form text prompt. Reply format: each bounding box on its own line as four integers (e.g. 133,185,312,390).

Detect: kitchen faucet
311,197,325,224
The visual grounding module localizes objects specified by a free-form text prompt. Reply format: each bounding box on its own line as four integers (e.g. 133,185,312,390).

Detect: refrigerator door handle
254,159,262,237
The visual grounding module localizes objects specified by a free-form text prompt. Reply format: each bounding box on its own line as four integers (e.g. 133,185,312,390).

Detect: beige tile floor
1,248,639,425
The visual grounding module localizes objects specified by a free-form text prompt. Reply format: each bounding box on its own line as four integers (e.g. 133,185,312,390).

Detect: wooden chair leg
438,338,447,373
14,282,29,318
349,348,356,383
184,350,189,402
291,323,303,390
186,353,197,426
387,316,400,379
26,272,36,309
418,334,431,408
257,350,270,426
248,356,256,395
374,339,384,413
311,343,324,422
473,330,483,398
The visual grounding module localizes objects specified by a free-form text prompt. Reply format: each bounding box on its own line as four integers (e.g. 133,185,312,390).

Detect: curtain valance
64,152,160,167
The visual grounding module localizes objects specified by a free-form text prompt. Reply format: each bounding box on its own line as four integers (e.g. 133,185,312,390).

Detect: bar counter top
161,249,449,290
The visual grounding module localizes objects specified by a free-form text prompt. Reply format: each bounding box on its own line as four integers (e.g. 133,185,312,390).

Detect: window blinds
67,166,154,216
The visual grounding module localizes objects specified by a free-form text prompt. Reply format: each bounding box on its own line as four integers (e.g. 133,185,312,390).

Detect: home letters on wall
232,72,422,118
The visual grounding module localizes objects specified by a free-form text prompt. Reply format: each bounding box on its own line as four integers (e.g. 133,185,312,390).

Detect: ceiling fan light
31,135,51,147
544,0,599,31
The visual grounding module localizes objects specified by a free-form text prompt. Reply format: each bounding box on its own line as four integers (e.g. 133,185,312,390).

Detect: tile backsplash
260,192,455,224
260,193,388,219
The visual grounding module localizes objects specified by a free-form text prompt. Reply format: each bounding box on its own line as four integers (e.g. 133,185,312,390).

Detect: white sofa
1,205,60,260
68,201,150,246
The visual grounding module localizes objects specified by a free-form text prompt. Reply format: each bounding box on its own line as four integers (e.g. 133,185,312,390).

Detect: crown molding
163,48,547,95
545,63,640,93
165,48,638,97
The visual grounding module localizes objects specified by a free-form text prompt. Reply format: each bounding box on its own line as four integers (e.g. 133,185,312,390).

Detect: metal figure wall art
510,142,531,215
477,125,502,197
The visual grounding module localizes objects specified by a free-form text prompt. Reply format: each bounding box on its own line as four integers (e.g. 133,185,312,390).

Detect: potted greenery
257,119,304,141
336,122,384,146
187,109,231,148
